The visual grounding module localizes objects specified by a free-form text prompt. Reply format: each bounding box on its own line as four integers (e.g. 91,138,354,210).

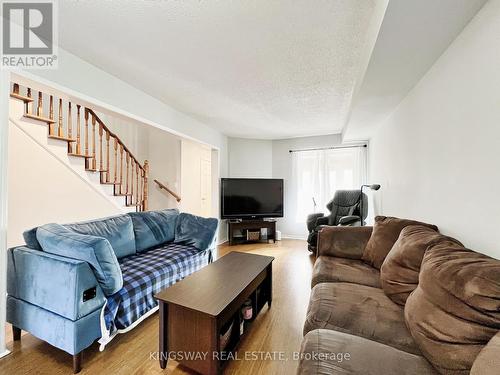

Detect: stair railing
153,179,181,202
10,83,149,211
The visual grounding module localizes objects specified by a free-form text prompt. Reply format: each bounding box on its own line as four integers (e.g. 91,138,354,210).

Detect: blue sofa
6,209,218,373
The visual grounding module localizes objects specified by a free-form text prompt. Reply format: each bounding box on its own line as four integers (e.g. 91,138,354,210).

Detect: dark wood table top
155,251,274,317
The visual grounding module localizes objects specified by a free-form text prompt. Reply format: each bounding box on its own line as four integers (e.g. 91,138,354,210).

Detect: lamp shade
362,184,381,191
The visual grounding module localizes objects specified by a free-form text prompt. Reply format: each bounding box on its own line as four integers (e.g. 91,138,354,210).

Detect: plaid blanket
103,243,211,333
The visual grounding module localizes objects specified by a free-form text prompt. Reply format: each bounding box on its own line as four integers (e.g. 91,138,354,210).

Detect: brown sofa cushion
312,256,381,288
471,331,500,375
304,282,420,354
405,242,500,375
362,216,438,269
380,225,461,306
298,329,437,375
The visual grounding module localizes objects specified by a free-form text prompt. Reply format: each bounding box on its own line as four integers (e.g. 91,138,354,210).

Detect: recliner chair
306,189,367,253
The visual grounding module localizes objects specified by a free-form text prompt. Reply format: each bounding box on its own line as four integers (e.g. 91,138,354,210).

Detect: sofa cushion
64,214,136,259
22,227,43,250
104,242,211,332
128,209,179,252
312,256,380,288
471,331,500,375
36,223,123,296
298,329,437,375
405,242,500,375
362,216,438,269
174,213,218,251
304,282,420,355
380,226,461,306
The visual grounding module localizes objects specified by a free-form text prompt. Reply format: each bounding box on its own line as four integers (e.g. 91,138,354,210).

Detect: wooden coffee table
155,251,274,375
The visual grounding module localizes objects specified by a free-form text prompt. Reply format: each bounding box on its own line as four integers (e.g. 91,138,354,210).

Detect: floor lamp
360,184,381,226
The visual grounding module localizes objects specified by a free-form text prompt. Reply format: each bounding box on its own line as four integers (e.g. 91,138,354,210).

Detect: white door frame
0,70,11,358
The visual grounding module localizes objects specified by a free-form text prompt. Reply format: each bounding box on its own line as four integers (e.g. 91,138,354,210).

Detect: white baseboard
0,349,11,359
217,237,228,245
281,235,307,240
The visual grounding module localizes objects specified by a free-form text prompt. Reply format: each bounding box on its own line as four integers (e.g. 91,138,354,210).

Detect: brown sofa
298,220,500,375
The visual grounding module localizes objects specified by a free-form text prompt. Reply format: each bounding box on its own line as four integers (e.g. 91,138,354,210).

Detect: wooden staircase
10,83,149,211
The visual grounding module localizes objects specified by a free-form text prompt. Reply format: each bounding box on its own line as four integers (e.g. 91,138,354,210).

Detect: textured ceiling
58,0,386,139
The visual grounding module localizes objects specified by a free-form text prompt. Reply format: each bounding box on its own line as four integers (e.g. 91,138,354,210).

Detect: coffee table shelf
155,252,274,375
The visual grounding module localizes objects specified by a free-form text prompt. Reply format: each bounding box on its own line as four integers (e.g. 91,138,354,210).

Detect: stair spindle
37,92,43,117
143,160,149,211
49,96,54,135
67,102,73,153
106,131,110,182
84,110,89,162
99,122,103,172
119,144,124,193
130,160,135,205
136,164,140,208
13,86,150,210
26,88,32,113
57,98,63,137
114,137,118,183
76,105,81,154
91,116,97,170
140,168,144,211
126,153,130,194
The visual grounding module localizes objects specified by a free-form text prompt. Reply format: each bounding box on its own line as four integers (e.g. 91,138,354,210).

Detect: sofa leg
12,326,21,341
73,352,83,374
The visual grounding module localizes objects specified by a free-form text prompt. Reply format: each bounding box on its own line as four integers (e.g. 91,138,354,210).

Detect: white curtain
291,146,367,222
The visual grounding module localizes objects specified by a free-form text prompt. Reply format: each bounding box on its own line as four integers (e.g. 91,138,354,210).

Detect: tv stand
228,219,276,246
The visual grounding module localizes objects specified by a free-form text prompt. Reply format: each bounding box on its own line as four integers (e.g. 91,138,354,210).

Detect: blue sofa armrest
7,246,107,321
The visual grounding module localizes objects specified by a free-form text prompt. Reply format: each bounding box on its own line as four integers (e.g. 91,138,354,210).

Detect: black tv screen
221,178,284,219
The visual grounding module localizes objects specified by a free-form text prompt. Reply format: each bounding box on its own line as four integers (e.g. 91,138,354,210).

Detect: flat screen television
221,178,284,219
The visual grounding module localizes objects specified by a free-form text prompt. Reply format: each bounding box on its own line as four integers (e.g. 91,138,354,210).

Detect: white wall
7,122,124,248
369,0,500,259
147,129,182,210
228,138,273,178
0,71,10,358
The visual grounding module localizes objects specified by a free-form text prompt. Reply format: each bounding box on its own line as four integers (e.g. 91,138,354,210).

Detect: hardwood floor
0,240,315,375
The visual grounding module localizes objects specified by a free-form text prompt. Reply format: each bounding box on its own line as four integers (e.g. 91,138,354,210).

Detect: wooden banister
10,82,149,211
153,179,181,202
85,108,145,170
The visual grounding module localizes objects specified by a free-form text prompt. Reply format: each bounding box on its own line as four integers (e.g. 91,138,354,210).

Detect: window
291,147,367,222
